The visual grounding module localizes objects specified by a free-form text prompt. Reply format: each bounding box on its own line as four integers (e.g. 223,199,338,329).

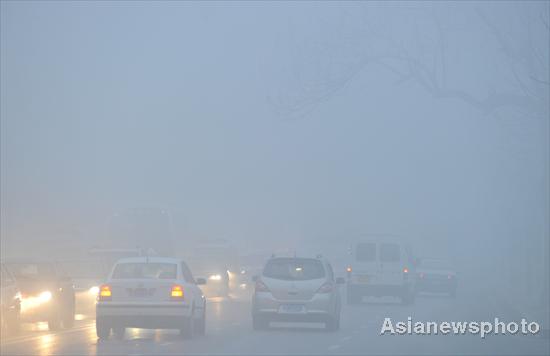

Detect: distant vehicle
235,252,271,292
1,263,21,335
95,256,207,340
252,256,344,331
346,241,416,305
185,241,239,297
5,260,75,330
415,258,457,297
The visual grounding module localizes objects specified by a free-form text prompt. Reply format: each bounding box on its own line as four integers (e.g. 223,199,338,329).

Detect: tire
325,314,340,331
96,318,111,339
252,314,268,330
48,315,62,331
112,326,125,340
194,306,206,336
62,304,75,329
180,308,195,339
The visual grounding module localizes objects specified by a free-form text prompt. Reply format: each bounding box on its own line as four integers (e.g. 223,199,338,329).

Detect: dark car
1,263,21,335
415,258,457,297
5,261,75,330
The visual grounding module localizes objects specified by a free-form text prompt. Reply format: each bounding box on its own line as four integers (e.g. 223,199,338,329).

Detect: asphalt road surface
1,289,548,355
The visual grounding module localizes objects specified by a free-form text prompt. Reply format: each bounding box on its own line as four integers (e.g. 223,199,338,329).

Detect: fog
1,1,548,355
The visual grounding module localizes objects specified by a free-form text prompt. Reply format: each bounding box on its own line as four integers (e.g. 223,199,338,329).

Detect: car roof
113,256,182,264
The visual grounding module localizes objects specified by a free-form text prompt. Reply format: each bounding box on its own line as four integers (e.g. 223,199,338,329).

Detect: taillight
316,282,334,294
171,285,184,299
346,266,352,273
255,280,270,293
403,267,409,273
98,284,112,301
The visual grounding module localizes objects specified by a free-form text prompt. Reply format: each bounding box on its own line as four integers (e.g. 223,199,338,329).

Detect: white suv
346,241,416,304
96,257,206,339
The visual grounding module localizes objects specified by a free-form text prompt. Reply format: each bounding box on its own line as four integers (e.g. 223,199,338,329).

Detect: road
1,289,548,355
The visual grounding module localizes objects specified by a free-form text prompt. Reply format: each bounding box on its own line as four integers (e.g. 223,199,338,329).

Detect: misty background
1,0,548,313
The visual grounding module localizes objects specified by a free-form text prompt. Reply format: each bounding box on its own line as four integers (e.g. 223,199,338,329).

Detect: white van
345,241,416,304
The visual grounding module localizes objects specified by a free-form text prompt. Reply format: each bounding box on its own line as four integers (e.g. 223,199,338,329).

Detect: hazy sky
1,2,548,263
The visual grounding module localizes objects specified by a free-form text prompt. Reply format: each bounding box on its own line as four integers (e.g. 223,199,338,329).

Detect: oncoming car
5,260,75,330
252,256,344,331
95,257,207,339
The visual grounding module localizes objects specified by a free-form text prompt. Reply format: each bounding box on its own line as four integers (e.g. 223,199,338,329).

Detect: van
346,241,416,304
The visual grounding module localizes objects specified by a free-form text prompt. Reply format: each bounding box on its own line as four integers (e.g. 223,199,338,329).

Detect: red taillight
255,280,270,293
98,284,112,301
346,266,352,273
316,282,334,294
171,285,184,299
403,267,409,274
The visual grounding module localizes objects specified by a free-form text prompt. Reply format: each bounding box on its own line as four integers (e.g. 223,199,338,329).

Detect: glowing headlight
240,269,246,275
89,286,100,295
209,274,222,281
39,291,52,302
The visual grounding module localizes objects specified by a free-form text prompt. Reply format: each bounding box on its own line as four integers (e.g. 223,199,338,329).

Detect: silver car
252,256,344,331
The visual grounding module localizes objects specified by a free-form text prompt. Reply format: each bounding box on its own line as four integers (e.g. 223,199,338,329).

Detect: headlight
209,274,222,281
89,286,100,295
39,291,52,302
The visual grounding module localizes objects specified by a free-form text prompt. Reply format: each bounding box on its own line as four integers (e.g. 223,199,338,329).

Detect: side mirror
335,277,345,285
196,278,207,285
252,275,259,282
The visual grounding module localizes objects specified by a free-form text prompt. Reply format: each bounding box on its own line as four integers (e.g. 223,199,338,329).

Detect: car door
181,261,202,310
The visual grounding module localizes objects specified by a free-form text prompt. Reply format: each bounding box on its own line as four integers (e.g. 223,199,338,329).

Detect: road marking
328,344,341,350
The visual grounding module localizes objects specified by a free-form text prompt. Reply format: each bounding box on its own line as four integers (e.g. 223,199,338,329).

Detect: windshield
263,258,325,281
111,263,177,279
7,263,57,279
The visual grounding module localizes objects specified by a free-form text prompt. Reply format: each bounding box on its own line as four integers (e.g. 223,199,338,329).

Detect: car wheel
180,307,195,339
252,314,268,330
96,318,111,339
194,306,206,336
112,326,125,340
48,315,62,331
62,304,75,329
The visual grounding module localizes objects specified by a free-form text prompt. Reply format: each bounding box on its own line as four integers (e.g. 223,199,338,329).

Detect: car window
380,243,401,262
355,243,376,262
181,262,195,283
263,258,325,281
112,263,177,279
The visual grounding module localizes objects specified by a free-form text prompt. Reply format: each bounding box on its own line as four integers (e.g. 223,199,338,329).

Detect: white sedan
96,256,206,339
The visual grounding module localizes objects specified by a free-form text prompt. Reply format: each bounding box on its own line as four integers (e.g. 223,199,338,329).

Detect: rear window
355,243,376,262
380,243,400,262
112,263,177,279
263,258,325,281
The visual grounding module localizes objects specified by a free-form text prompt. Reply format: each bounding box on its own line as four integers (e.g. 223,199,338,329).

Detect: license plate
130,288,154,297
279,304,306,314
